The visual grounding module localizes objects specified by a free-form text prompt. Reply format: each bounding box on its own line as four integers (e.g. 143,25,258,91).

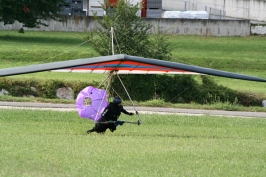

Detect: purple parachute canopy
76,86,108,121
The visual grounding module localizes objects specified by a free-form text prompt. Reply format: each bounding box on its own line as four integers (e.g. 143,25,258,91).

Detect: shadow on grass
0,34,90,46
88,132,255,140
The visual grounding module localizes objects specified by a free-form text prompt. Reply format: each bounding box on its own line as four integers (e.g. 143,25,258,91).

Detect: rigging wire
43,27,112,63
115,72,142,124
94,72,114,123
168,86,192,103
47,40,90,61
113,28,122,54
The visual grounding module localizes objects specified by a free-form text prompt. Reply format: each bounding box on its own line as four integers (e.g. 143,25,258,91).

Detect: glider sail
0,54,266,82
53,59,197,74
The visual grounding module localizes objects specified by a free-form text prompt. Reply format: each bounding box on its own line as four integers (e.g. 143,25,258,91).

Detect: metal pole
111,27,115,55
98,120,141,125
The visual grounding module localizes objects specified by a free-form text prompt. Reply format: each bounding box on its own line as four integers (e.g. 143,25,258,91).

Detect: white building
162,0,266,22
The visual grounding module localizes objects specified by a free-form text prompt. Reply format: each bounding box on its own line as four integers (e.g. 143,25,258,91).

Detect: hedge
0,76,263,106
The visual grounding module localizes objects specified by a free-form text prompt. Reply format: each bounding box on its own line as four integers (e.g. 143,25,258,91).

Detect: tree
85,0,172,60
0,0,66,28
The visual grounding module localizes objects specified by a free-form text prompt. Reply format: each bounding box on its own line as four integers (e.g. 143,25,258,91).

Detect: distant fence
0,16,250,36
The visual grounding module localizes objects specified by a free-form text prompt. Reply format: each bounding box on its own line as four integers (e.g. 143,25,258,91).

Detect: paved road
1,101,266,118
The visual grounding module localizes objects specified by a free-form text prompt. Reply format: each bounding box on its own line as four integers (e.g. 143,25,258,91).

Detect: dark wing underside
0,54,265,82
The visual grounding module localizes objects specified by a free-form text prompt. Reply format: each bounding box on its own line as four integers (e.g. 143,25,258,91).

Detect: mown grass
0,31,97,64
169,35,266,72
1,108,266,177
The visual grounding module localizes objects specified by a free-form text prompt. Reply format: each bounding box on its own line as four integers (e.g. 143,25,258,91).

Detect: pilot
87,96,134,134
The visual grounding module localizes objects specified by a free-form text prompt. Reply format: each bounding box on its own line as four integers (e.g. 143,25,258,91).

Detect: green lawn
168,35,266,72
1,108,266,177
0,31,97,66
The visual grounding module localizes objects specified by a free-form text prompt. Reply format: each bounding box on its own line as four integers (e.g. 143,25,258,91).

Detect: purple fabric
76,86,108,121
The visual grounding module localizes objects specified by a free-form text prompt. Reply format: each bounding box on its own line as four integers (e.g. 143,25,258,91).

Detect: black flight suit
87,102,132,133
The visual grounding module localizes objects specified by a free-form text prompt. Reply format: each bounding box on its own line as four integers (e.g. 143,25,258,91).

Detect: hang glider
0,54,266,82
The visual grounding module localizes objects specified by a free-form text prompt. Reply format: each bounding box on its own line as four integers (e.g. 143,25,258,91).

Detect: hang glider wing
0,54,266,82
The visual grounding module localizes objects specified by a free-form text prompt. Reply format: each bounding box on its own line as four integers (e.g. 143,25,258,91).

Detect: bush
0,78,100,99
0,76,263,106
0,78,39,97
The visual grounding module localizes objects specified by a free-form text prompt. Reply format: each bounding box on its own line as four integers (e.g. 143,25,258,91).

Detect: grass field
1,108,266,177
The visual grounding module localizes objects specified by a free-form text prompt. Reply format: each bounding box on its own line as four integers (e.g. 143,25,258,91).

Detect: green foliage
111,75,156,100
149,32,172,61
0,0,66,28
18,28,24,33
111,74,197,102
0,74,264,110
85,0,152,56
201,76,262,106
